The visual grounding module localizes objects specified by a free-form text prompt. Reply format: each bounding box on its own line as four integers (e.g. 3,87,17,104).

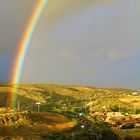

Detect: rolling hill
0,84,139,114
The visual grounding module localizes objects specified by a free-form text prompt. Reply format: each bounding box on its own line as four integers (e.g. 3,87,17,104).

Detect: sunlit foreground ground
115,129,140,140
0,112,75,139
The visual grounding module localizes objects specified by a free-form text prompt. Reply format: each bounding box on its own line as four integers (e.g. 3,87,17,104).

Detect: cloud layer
0,0,140,90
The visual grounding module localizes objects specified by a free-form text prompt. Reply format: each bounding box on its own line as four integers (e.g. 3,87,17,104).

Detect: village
79,111,140,130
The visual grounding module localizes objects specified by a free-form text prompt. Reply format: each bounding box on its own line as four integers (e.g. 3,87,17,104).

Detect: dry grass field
0,112,75,139
0,84,139,139
0,84,138,114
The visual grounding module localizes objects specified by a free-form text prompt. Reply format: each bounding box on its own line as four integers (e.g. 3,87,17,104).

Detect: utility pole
119,104,120,113
89,96,92,114
7,99,9,109
17,101,20,111
36,102,41,112
134,106,136,115
84,100,86,112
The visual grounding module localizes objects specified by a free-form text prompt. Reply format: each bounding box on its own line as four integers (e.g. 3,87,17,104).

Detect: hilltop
0,84,139,114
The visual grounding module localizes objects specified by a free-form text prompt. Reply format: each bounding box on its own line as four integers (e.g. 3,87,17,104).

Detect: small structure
131,92,139,95
36,102,41,112
106,112,123,117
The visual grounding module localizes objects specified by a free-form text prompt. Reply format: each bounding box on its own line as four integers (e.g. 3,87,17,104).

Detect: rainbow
10,0,48,108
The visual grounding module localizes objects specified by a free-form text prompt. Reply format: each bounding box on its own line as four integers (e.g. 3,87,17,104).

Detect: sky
0,0,140,90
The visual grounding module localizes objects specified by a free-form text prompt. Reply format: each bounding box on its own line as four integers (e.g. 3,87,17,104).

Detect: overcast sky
0,0,140,90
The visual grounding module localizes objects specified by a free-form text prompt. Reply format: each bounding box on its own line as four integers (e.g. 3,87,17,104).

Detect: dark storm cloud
0,0,35,53
22,0,140,90
0,54,12,82
0,1,35,83
0,0,139,90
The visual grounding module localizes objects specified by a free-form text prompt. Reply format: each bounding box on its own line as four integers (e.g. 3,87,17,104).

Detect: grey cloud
0,0,35,53
0,1,35,83
14,0,140,90
106,50,128,61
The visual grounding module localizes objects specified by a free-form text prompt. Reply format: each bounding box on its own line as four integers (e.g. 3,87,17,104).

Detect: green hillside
0,84,139,114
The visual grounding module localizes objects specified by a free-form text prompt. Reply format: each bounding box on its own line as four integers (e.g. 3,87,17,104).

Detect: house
106,112,123,117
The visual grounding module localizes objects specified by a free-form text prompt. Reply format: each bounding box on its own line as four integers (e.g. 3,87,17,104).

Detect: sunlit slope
0,84,139,113
0,111,74,137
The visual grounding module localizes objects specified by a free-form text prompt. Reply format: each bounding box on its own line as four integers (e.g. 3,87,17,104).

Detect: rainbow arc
10,0,48,108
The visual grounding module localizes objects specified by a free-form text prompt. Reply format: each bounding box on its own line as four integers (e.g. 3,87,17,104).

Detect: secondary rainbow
10,0,48,108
